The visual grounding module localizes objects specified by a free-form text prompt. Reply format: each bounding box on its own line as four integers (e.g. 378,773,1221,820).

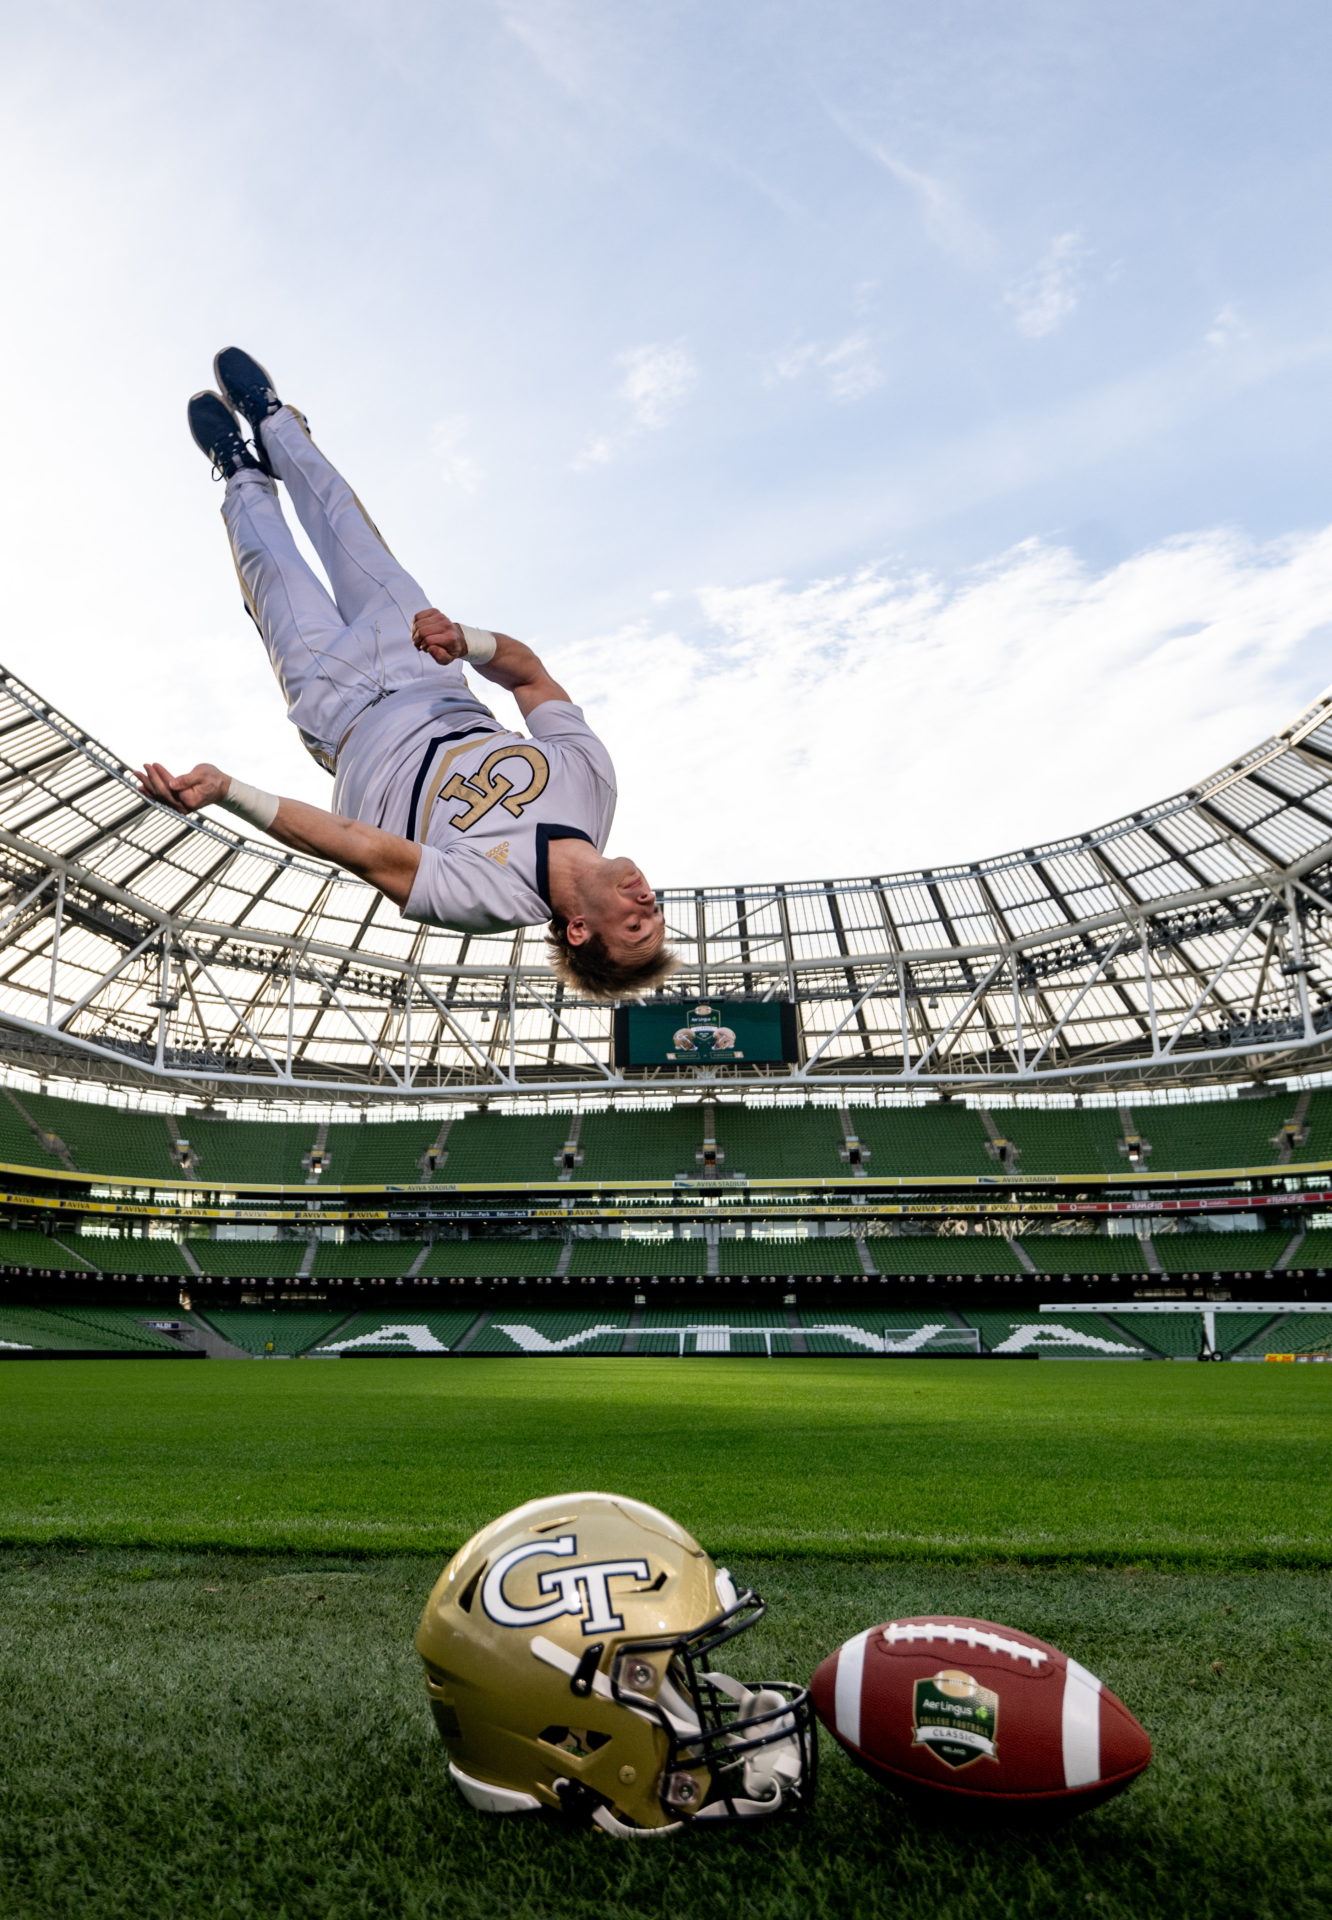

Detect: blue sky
5,0,1332,885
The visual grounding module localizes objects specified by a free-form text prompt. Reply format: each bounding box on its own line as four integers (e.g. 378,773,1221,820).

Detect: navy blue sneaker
187,391,267,481
213,347,284,437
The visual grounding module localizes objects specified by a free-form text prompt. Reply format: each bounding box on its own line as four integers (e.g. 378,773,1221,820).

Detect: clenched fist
411,608,467,665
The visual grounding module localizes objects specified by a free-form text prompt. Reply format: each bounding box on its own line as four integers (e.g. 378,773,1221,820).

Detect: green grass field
0,1360,1328,1919
0,1359,1327,1562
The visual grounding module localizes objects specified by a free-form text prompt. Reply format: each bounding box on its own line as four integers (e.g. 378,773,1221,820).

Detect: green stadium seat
868,1236,1024,1274
797,1310,979,1355
711,1105,847,1178
0,1228,97,1270
960,1311,1147,1356
1021,1237,1147,1275
416,1240,561,1278
472,1312,631,1353
568,1239,709,1277
309,1311,479,1353
311,1240,419,1280
718,1236,862,1276
994,1108,1134,1176
187,1239,308,1278
320,1119,440,1186
1153,1232,1290,1275
1129,1096,1296,1172
843,1103,996,1177
576,1107,707,1182
0,1305,185,1351
179,1116,317,1186
437,1112,572,1184
198,1309,350,1356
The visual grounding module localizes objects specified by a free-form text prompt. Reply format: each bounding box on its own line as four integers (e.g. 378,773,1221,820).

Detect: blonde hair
545,922,679,1001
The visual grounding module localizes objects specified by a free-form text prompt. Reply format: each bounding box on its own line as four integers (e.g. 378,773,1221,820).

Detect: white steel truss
2,665,1332,1100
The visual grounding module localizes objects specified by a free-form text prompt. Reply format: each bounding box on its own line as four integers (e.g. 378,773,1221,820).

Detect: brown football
811,1616,1151,1814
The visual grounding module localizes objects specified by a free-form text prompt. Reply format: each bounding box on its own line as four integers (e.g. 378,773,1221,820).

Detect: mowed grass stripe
0,1358,1327,1564
1,1551,1328,1920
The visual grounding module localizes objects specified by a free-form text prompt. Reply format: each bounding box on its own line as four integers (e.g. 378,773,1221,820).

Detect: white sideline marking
1061,1657,1102,1787
883,1621,1047,1668
834,1629,872,1747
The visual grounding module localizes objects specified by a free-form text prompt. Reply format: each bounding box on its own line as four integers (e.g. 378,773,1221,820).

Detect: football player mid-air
139,349,674,1001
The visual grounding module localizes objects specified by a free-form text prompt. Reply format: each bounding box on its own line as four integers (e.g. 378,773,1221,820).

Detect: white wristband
458,624,498,665
220,777,280,832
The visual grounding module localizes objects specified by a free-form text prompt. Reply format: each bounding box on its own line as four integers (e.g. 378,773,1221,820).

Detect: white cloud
833,124,992,267
573,341,698,467
1206,304,1249,351
616,342,698,428
557,525,1332,888
1005,232,1090,339
429,416,480,493
768,330,884,403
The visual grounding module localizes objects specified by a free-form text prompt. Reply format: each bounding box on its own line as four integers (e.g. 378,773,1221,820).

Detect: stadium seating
711,1105,847,1178
1130,1096,1296,1171
416,1240,561,1278
1284,1313,1332,1354
0,1227,97,1269
1284,1227,1332,1269
64,1235,193,1276
180,1115,317,1187
577,1107,707,1182
1022,1236,1148,1274
319,1119,440,1185
4,1085,1332,1192
960,1311,1147,1356
798,1310,978,1355
472,1311,631,1353
308,1311,478,1353
718,1235,863,1275
198,1309,349,1356
568,1238,709,1277
0,1305,185,1351
1120,1314,1207,1358
187,1239,308,1278
0,1094,60,1169
1229,1312,1332,1356
437,1111,572,1184
1152,1231,1290,1274
868,1236,1024,1274
844,1103,996,1177
995,1108,1132,1176
635,1309,796,1355
10,1091,181,1182
311,1240,418,1280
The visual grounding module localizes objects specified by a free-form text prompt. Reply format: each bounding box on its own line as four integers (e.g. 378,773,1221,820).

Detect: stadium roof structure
2,664,1332,1101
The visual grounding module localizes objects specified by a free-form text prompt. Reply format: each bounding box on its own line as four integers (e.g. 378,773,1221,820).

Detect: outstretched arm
411,609,570,720
137,763,422,907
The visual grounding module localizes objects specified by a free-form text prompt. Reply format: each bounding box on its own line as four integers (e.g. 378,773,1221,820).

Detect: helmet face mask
416,1492,816,1837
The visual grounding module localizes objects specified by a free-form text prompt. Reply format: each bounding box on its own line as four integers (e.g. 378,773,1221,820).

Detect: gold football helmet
416,1492,815,1838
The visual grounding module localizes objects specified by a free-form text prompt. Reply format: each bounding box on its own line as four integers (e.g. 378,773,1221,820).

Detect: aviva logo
480,1536,651,1635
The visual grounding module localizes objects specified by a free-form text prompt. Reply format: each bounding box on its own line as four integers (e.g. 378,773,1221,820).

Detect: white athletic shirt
331,678,616,934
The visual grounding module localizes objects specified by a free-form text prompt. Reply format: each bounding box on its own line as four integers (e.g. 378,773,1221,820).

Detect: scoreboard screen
614,1000,798,1068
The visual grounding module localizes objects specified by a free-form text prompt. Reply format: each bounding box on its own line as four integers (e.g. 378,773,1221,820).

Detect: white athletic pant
222,406,463,769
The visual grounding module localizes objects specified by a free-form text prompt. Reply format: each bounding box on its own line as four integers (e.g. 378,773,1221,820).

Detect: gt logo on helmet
480,1535,651,1636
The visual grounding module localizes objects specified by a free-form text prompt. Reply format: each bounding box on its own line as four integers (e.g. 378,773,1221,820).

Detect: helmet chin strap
704,1672,804,1806
587,1802,683,1840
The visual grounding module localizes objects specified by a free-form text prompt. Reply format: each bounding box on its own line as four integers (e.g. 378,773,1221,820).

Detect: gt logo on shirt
480,1535,651,1636
439,744,549,833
